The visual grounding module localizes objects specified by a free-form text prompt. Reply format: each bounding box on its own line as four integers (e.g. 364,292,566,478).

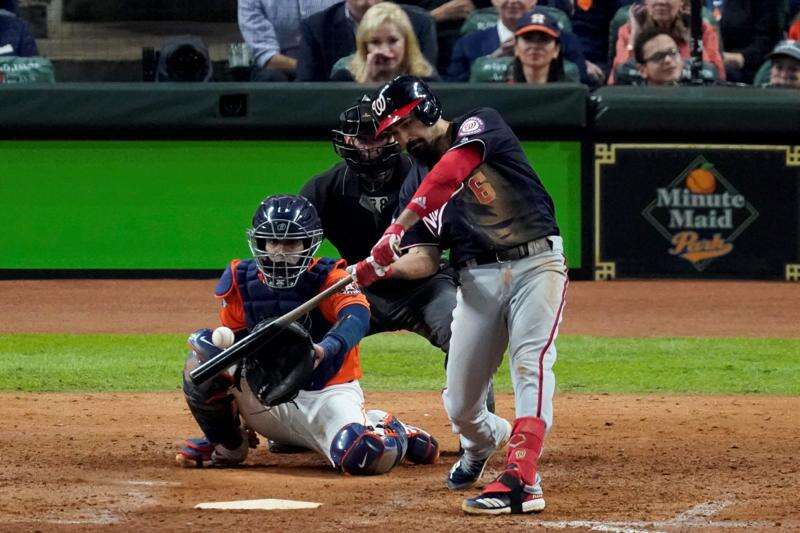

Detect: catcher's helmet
332,95,401,192
371,75,442,138
247,195,323,289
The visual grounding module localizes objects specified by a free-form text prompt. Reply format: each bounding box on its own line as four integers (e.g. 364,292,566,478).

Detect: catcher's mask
242,320,315,407
248,195,323,289
332,95,401,193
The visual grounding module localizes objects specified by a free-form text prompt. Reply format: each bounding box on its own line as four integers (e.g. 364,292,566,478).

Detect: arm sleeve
445,36,471,82
17,20,38,57
738,6,781,72
399,164,440,248
312,303,370,386
238,0,280,68
609,23,631,84
406,143,483,218
296,18,323,81
561,32,590,84
701,23,726,81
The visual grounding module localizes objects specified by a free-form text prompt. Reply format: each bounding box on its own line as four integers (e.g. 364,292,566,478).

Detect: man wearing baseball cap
767,40,800,89
508,7,566,83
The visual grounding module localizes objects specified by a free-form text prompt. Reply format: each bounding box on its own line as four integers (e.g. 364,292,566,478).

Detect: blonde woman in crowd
333,2,439,83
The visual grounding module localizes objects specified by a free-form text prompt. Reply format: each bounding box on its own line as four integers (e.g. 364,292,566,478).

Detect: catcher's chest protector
236,258,337,334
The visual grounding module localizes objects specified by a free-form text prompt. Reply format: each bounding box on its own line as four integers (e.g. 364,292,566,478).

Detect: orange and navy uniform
214,257,368,388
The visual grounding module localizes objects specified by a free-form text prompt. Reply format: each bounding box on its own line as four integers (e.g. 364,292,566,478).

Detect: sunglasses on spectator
645,48,680,63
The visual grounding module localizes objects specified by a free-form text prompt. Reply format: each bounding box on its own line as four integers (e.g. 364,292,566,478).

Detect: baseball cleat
445,418,512,490
175,432,249,468
462,471,545,515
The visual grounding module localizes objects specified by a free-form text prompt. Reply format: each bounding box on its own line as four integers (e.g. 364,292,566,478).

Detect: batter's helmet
332,95,401,192
371,76,442,138
247,195,323,289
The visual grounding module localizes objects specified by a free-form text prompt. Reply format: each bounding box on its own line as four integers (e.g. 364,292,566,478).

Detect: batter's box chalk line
533,498,771,532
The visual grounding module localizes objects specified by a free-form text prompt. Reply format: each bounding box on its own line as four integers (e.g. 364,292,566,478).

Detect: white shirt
497,20,515,45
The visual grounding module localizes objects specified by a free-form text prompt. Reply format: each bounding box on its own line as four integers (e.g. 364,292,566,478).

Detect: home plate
195,499,321,511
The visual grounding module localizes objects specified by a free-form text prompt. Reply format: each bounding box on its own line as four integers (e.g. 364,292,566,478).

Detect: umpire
300,95,458,355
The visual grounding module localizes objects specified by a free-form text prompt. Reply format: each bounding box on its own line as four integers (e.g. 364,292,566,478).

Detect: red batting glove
371,223,404,267
349,257,393,288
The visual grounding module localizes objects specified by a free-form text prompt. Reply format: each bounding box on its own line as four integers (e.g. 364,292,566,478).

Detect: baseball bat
189,273,354,385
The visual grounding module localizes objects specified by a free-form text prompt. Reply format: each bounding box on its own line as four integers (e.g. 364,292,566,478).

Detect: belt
458,237,553,268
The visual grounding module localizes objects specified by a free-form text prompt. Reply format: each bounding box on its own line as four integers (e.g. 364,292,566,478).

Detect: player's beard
407,134,448,168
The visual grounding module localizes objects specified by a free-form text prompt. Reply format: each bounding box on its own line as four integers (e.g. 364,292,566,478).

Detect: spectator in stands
333,2,438,82
506,7,565,83
446,0,589,83
718,0,783,84
633,26,683,85
238,0,341,81
0,4,37,57
571,0,636,73
396,0,487,75
610,0,724,84
297,0,437,81
766,40,800,89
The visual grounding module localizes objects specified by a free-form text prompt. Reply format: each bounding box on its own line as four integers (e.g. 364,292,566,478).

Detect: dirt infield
1,280,799,532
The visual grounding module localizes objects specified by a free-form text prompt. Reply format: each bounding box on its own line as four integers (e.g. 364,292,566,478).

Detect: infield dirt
1,280,798,532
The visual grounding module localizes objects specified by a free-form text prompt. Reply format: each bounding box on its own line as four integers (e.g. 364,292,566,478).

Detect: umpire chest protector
227,258,337,338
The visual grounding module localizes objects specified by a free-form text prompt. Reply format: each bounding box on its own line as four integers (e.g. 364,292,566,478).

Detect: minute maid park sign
642,156,759,271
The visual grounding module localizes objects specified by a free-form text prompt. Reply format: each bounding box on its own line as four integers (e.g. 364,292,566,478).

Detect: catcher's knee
329,423,404,475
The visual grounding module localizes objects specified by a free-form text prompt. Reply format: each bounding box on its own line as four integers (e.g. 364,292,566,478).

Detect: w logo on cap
372,94,387,116
530,13,545,24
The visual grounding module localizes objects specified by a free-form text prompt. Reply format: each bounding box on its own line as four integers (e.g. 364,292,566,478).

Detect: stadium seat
459,6,571,36
330,54,354,79
608,4,718,68
469,55,513,82
459,7,499,36
0,56,55,83
469,55,580,83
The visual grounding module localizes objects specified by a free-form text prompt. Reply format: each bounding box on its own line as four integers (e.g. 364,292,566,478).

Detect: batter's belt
458,236,561,268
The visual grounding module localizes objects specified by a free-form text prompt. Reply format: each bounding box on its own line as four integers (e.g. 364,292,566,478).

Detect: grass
0,333,798,395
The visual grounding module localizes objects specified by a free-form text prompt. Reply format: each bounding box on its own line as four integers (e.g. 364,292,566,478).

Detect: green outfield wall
0,140,582,270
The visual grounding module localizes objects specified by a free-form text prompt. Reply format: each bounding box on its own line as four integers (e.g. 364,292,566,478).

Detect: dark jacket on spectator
445,23,588,83
297,1,438,81
0,0,18,16
0,11,37,57
720,0,783,83
571,0,635,68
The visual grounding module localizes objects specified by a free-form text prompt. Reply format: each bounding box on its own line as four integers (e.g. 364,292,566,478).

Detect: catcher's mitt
241,320,315,407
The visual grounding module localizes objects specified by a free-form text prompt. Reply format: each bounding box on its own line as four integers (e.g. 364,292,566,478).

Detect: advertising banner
594,144,800,280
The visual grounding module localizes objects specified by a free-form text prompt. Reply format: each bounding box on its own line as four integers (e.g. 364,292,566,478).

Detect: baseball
211,326,235,349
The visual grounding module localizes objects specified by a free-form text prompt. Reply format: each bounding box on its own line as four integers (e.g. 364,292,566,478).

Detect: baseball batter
352,76,568,514
300,95,495,414
177,194,439,475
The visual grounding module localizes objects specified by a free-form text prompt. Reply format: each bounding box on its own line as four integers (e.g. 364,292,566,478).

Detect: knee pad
329,423,405,475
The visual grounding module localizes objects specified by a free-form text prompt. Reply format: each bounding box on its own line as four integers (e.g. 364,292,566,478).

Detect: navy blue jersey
401,107,559,265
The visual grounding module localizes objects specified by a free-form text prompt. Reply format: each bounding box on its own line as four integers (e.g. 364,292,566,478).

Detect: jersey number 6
467,172,496,205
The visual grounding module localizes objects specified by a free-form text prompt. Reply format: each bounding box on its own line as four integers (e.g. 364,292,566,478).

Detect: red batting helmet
371,75,442,138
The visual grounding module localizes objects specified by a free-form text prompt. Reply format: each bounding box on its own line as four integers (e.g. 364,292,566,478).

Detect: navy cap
515,8,561,39
768,40,800,62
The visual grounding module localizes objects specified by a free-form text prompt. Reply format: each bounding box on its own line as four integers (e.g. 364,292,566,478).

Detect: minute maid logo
642,156,759,271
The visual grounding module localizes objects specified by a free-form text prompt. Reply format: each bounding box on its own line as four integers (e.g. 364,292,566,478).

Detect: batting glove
349,257,392,288
371,223,404,267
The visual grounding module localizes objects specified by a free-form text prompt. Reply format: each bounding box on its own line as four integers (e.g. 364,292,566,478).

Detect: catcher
176,194,439,474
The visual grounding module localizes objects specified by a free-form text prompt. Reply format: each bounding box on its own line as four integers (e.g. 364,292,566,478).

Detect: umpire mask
332,95,401,193
248,195,323,289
